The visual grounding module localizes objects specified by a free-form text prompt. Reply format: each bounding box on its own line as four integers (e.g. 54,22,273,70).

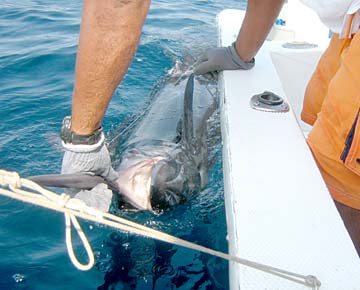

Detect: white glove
61,135,118,183
75,183,113,212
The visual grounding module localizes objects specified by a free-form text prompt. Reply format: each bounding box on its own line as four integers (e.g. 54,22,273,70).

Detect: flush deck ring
250,91,290,113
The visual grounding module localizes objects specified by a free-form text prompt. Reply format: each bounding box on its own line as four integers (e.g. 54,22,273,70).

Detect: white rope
65,213,95,271
0,169,321,289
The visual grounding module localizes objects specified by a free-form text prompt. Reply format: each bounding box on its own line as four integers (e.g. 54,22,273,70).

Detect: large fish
29,72,217,211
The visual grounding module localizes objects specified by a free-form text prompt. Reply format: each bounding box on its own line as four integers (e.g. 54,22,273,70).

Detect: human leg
71,0,151,135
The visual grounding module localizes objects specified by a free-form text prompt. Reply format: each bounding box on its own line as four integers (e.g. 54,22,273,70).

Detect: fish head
115,155,164,210
149,158,189,211
114,145,201,211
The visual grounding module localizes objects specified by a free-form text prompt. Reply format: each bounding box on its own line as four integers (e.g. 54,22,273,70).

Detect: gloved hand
194,42,255,75
61,137,118,183
75,183,113,212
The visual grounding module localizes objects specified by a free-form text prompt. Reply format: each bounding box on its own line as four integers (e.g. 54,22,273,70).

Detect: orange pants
301,31,360,209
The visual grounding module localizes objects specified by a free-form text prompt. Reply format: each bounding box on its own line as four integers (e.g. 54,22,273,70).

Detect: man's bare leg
71,0,151,135
335,201,360,256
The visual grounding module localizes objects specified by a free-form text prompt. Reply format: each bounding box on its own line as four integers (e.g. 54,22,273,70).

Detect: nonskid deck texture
218,8,360,290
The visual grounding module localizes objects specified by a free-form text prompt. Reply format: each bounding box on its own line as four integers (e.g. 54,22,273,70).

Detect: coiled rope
0,169,320,289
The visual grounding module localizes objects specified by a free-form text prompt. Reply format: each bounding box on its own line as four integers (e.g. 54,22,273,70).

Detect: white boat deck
218,7,360,290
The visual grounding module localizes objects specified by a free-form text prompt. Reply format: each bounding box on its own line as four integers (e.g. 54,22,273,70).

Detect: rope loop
305,275,321,290
0,170,21,188
65,213,95,271
63,197,103,220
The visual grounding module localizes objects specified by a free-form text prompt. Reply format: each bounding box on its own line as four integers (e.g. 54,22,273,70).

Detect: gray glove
75,183,113,212
61,136,118,183
194,42,255,75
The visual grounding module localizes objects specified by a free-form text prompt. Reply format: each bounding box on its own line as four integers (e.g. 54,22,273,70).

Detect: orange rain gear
301,26,360,209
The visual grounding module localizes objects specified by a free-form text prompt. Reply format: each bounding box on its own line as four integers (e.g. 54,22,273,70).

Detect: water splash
12,273,25,283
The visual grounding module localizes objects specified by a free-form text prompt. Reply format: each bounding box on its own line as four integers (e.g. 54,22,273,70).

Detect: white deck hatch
218,8,360,290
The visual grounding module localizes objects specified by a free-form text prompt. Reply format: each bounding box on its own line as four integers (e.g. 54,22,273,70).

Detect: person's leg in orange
301,34,346,125
302,30,360,254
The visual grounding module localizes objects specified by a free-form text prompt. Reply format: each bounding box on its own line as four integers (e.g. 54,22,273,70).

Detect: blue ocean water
0,1,246,289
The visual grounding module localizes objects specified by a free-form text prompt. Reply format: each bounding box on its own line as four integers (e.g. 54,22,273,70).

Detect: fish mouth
149,159,186,211
114,144,201,211
114,156,164,210
114,156,186,211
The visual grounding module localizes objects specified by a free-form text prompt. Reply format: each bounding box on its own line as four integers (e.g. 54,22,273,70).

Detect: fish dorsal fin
28,173,107,190
182,74,194,146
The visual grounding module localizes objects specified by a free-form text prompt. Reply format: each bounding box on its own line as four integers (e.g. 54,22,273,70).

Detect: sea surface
0,1,246,289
